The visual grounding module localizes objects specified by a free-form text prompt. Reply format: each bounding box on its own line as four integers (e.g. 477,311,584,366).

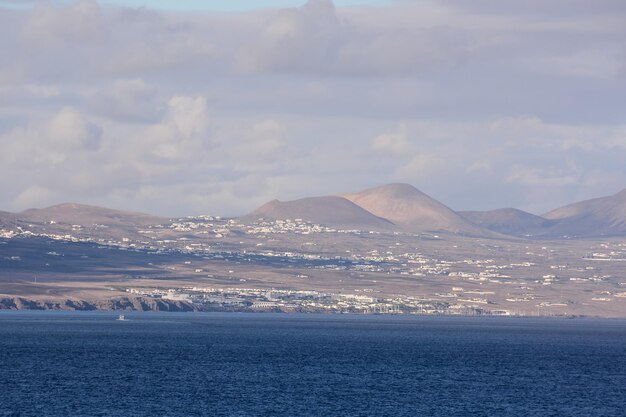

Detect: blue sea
0,313,625,416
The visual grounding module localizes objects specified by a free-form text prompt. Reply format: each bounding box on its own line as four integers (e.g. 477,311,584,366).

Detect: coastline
1,296,624,318
0,296,198,312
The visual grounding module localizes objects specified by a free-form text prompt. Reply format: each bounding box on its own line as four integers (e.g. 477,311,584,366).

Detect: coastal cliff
0,297,199,312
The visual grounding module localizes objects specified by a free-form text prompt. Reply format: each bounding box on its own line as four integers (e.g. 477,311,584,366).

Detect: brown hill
460,208,552,236
342,183,492,236
19,203,165,228
0,210,16,228
240,196,395,231
542,188,626,237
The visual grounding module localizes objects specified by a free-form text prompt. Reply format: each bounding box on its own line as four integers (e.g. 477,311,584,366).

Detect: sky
0,0,625,216
0,0,392,11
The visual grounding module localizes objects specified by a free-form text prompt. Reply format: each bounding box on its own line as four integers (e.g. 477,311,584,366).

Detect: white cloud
21,0,103,45
0,0,625,215
528,47,625,79
0,107,101,165
149,96,211,160
238,0,342,73
395,153,444,181
371,124,411,156
47,107,102,151
227,120,288,168
88,78,161,123
239,0,474,76
466,160,491,173
24,84,60,98
505,165,580,187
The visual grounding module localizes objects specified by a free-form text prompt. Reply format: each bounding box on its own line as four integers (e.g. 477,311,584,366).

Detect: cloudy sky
1,0,625,216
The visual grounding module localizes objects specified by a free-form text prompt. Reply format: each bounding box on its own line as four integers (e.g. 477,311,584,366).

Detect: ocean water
0,313,625,417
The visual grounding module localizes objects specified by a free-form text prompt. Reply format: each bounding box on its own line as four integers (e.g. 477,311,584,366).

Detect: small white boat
116,314,126,321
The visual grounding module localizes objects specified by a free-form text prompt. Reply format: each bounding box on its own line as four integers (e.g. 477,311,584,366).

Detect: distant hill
342,183,491,236
18,203,165,228
542,189,626,237
0,211,16,228
460,208,552,236
239,196,396,231
6,185,626,239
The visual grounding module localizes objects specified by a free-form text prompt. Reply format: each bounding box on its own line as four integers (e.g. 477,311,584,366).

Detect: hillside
342,183,491,236
19,203,165,228
460,208,552,236
0,211,15,228
239,196,395,231
542,189,626,237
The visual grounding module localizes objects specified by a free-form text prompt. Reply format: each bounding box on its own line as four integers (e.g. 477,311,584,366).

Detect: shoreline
1,296,625,319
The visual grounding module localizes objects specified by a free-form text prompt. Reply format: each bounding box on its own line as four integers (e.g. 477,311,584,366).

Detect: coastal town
2,211,626,317
125,286,500,316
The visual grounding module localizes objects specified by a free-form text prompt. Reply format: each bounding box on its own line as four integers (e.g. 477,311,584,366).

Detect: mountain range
241,183,626,238
19,203,165,228
3,184,626,238
459,208,552,236
1,203,166,239
542,188,626,237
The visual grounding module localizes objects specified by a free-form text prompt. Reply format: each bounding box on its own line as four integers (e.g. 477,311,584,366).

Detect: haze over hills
542,188,626,237
239,196,396,231
342,183,492,236
460,208,553,237
0,210,15,228
18,203,166,228
3,184,626,238
3,184,626,317
455,187,626,238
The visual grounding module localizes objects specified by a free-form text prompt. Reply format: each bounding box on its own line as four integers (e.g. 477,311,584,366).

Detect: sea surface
0,313,625,417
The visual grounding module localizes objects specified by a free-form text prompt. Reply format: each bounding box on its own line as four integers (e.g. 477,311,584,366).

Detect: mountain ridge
4,185,626,238
18,202,166,228
460,208,553,236
541,188,626,237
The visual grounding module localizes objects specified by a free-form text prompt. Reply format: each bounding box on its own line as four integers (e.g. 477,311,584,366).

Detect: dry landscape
1,183,626,317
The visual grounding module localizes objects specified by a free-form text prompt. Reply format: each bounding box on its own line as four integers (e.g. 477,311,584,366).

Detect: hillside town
2,209,626,317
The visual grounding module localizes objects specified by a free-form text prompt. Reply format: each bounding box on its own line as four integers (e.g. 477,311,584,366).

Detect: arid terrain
1,184,626,317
